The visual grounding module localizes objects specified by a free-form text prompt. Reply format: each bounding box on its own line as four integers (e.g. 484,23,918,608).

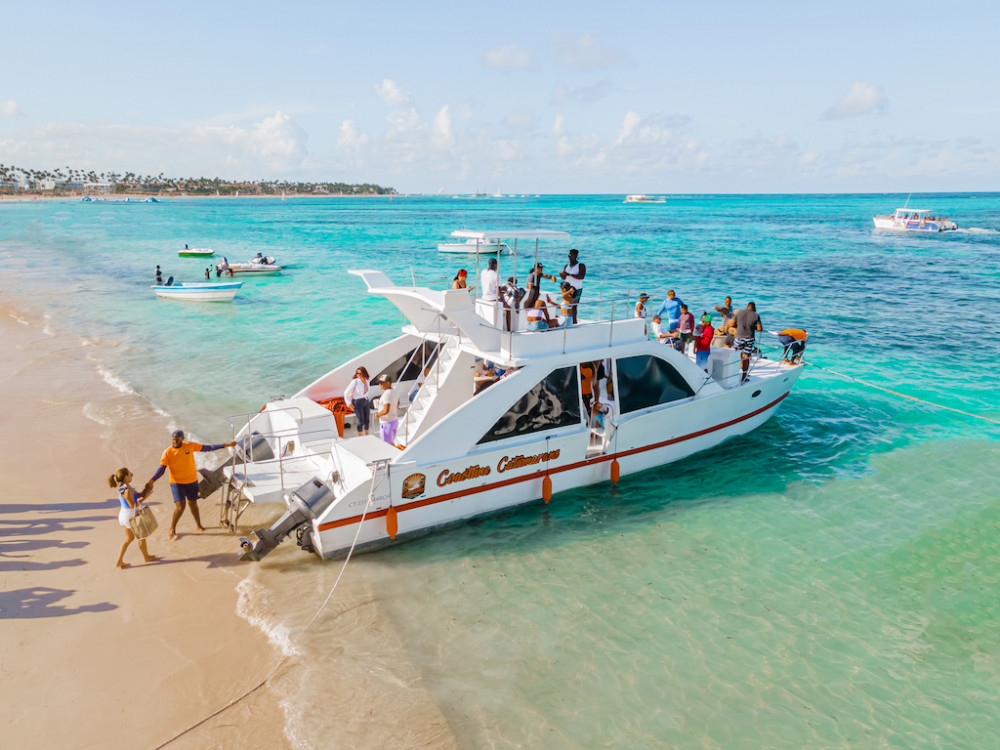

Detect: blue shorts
170,481,200,503
734,336,756,354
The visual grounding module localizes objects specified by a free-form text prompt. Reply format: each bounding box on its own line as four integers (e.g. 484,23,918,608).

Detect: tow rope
805,361,1000,425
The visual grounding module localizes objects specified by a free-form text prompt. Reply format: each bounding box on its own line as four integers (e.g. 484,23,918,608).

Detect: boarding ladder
397,338,462,447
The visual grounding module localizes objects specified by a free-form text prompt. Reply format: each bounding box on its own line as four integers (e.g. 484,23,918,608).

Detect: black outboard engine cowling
239,476,338,561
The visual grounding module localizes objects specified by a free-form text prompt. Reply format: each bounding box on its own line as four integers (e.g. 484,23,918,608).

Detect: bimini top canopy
450,228,570,241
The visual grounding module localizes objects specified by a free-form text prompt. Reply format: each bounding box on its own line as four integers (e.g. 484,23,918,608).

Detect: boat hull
226,264,282,274
310,366,801,559
179,248,215,257
872,216,957,232
152,282,241,301
437,242,510,254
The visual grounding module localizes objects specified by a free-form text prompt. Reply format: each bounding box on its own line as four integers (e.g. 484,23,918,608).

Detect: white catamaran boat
873,208,957,233
220,230,804,562
624,195,666,204
438,230,511,254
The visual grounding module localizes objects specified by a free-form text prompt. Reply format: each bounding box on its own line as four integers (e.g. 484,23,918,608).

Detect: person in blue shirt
656,289,683,330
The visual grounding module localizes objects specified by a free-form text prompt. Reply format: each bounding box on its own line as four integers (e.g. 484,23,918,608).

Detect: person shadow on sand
0,587,116,619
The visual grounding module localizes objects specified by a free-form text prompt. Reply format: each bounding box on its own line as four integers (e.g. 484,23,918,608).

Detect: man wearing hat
147,429,236,539
693,313,715,371
375,374,400,445
523,261,558,313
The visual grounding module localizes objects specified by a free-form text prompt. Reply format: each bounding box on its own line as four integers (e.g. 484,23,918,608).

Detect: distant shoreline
0,192,395,203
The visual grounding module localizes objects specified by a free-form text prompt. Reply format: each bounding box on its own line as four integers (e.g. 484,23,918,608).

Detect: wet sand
0,299,290,749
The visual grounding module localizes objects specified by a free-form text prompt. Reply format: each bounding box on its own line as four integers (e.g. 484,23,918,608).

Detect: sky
1,0,998,194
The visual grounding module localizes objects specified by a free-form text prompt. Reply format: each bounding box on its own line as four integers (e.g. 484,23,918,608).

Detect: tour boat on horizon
872,208,957,233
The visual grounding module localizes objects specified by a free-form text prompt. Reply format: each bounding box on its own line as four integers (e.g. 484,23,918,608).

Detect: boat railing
220,404,326,530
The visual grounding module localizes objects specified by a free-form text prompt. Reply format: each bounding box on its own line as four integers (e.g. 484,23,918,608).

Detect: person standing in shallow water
147,429,236,540
110,467,157,568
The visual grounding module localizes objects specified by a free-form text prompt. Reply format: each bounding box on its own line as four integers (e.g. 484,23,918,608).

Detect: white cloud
483,43,533,70
432,106,453,149
337,120,368,149
822,81,888,120
375,79,413,107
0,111,309,178
504,112,536,131
551,32,622,70
552,80,615,105
1,99,21,117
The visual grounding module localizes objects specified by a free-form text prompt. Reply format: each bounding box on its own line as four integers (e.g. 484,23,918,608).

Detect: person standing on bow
147,429,236,540
656,289,684,331
559,248,586,323
732,302,763,383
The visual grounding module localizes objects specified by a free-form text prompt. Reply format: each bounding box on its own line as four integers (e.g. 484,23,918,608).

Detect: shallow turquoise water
3,194,999,747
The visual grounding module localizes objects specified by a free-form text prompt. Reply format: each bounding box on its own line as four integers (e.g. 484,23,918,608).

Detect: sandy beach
0,299,291,749
0,294,460,749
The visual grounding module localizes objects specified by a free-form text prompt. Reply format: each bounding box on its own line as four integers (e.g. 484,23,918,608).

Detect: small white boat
179,246,215,257
438,230,511,254
873,208,957,233
223,229,805,563
151,281,242,302
217,254,282,275
624,194,666,204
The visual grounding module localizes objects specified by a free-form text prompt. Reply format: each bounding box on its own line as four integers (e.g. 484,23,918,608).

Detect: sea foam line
235,573,299,658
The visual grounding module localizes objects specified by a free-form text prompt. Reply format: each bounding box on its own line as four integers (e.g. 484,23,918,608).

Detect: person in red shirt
693,313,715,371
147,429,235,539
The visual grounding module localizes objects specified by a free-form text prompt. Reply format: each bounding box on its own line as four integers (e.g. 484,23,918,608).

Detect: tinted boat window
478,366,581,444
376,342,440,383
616,355,694,413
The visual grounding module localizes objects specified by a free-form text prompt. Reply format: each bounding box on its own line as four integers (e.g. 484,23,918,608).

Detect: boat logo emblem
401,473,426,499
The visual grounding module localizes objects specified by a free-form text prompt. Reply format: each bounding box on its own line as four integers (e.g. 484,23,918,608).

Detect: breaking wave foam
235,574,299,658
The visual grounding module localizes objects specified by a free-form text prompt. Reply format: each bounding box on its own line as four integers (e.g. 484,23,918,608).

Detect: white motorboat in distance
438,230,511,254
223,229,805,562
216,254,282,275
624,194,666,204
873,208,957,232
152,281,242,301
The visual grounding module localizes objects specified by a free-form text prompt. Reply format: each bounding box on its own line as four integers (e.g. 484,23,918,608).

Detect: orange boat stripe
317,391,789,532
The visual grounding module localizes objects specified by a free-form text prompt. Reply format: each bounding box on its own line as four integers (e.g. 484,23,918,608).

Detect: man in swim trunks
732,302,763,383
147,429,236,539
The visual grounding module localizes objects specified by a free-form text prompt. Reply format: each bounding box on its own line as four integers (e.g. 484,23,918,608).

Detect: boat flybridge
873,208,957,232
220,229,804,562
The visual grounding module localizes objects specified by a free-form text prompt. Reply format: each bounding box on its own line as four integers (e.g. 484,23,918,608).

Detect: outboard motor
239,476,338,561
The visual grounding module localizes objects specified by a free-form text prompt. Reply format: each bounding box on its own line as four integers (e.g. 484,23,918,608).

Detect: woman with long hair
344,366,371,436
109,467,157,568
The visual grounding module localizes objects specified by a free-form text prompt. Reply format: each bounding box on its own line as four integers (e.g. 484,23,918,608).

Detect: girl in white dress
109,467,158,569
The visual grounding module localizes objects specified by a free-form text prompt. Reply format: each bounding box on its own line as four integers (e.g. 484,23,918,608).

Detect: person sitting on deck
650,315,668,344
526,299,554,332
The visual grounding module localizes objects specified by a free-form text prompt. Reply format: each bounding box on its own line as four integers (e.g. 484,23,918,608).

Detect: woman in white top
109,467,157,569
343,366,370,435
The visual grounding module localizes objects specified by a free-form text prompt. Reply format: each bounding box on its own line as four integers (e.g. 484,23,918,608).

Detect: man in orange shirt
147,429,235,540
